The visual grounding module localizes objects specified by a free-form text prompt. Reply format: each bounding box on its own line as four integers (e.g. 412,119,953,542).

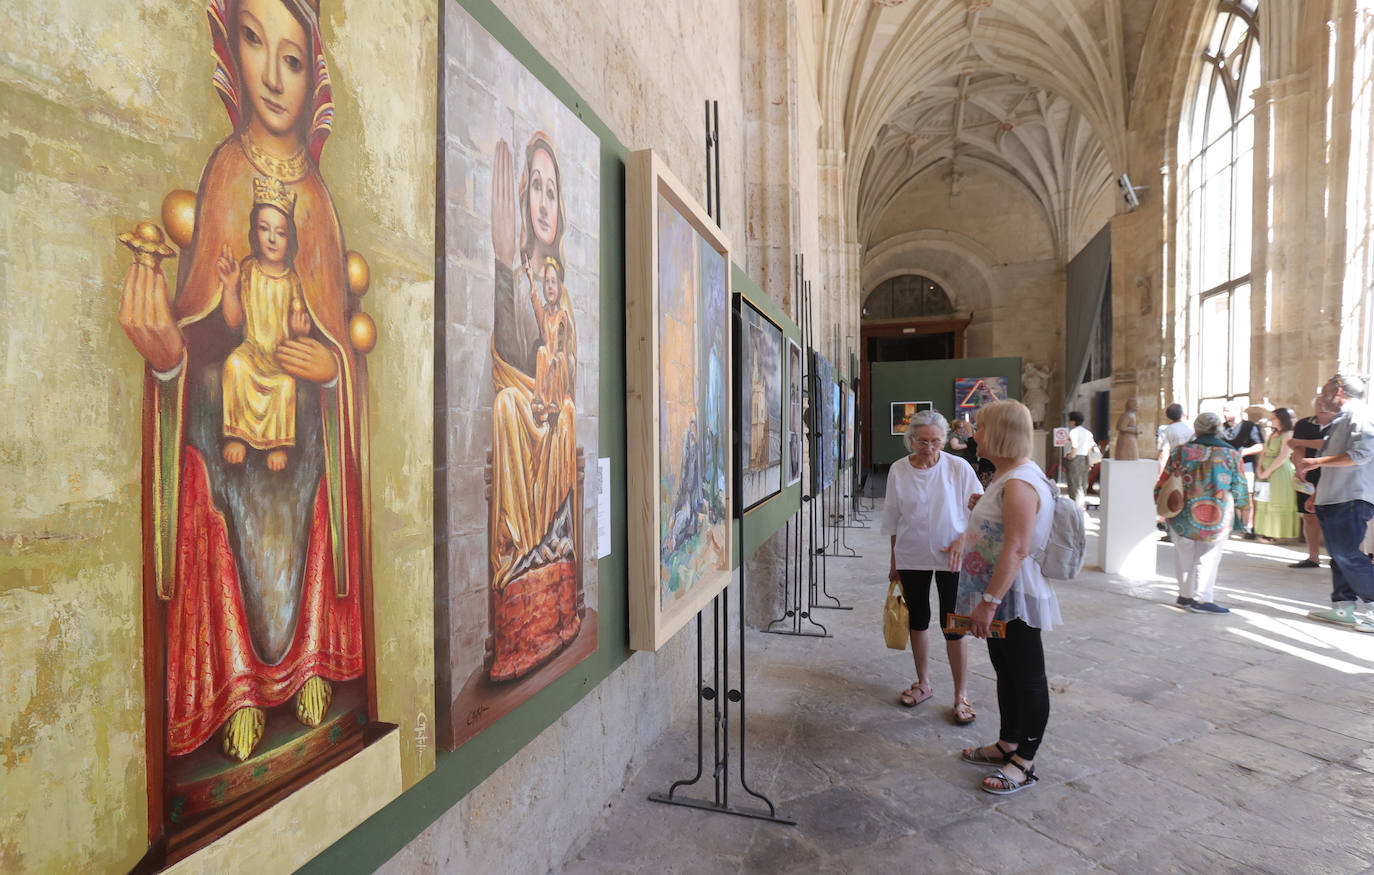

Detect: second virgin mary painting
437,5,601,750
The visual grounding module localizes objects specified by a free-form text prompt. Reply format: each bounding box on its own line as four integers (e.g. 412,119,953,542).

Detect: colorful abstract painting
955,376,1008,418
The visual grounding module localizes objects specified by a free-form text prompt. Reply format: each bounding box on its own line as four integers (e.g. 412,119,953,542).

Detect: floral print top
1156,440,1250,542
953,461,1061,631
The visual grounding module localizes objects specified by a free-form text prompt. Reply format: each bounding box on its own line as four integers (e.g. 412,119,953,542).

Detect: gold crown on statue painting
252,175,297,217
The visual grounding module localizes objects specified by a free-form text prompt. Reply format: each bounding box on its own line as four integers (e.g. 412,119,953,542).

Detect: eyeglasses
912,438,943,447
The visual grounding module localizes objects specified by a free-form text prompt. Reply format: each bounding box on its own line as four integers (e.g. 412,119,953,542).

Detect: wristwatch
981,592,1002,605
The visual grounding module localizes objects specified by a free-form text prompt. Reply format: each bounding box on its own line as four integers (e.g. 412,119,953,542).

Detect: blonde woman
953,401,1060,795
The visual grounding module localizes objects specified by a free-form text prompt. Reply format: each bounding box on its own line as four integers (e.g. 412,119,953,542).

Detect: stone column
1253,2,1338,403
741,0,804,626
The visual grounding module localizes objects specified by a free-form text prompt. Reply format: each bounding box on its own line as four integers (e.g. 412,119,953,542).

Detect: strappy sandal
981,760,1038,795
899,682,934,707
952,698,976,725
960,740,1013,764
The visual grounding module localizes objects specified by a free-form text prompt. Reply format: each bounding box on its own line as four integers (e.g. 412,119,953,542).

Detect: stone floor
563,501,1374,874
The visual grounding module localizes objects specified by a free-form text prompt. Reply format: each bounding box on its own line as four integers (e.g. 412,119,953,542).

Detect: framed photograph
626,150,733,652
955,376,1008,417
842,382,855,467
785,338,803,486
738,296,784,510
831,379,842,473
810,351,836,490
890,400,932,435
437,5,602,751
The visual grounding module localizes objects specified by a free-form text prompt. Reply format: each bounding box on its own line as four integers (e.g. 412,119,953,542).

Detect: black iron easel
764,253,828,638
649,101,793,826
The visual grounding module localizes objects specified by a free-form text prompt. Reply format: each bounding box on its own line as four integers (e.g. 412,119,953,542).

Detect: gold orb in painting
161,189,197,249
118,221,176,269
349,311,377,354
346,251,370,296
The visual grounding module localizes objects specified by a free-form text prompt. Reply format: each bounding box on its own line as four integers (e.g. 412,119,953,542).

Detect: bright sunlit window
1184,1,1259,412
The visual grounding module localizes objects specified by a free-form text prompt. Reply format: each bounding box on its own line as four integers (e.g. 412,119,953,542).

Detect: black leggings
986,619,1050,760
896,569,962,640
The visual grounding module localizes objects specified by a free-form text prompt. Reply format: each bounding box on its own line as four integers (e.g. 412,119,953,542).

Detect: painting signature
414,711,429,758
465,703,490,726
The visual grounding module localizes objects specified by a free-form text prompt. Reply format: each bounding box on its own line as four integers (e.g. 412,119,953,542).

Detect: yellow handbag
883,580,909,650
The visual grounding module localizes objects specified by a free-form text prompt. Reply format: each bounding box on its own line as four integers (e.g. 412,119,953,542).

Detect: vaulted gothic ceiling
813,0,1160,261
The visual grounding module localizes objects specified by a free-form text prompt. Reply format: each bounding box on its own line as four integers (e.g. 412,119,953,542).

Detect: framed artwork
785,338,803,486
810,351,836,490
738,296,784,510
831,378,842,473
626,150,732,652
890,400,933,435
437,5,601,751
842,382,855,467
955,376,1009,417
111,0,395,859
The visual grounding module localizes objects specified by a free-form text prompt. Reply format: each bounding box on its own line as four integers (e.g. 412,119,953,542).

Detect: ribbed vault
815,0,1159,261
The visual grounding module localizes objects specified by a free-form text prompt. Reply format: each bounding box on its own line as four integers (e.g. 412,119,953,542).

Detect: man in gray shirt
1297,375,1374,631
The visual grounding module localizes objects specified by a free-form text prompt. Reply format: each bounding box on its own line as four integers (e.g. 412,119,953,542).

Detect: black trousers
986,619,1049,760
897,569,962,639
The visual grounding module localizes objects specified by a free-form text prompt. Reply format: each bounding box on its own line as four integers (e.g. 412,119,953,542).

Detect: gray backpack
1037,476,1085,580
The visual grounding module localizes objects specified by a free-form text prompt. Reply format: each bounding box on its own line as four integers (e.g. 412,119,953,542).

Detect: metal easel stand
650,102,793,825
763,256,828,638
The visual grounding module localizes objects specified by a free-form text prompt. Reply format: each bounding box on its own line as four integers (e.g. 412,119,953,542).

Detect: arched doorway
860,274,970,476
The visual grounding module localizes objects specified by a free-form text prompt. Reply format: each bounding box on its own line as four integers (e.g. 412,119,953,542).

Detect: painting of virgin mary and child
115,0,375,850
437,5,601,751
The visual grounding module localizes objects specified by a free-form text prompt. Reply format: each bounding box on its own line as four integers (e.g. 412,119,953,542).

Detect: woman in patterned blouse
1155,411,1252,614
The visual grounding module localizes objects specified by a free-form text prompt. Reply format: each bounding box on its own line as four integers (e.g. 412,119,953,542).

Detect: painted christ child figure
526,255,572,426
218,176,313,471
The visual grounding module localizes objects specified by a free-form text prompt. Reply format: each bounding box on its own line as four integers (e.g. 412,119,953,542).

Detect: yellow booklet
944,614,1008,638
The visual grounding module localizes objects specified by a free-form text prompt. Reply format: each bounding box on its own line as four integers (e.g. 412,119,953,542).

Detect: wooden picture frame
626,150,733,652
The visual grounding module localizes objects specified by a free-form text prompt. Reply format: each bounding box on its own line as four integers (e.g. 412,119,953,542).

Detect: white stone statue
1022,361,1051,428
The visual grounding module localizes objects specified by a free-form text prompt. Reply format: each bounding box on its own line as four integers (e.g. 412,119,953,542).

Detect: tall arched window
1184,1,1259,410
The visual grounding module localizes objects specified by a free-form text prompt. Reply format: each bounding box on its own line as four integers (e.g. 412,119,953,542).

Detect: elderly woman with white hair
1155,411,1251,614
882,409,984,723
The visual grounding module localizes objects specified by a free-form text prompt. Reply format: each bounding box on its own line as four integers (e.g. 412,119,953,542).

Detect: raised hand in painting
490,139,516,268
118,261,185,373
216,242,244,331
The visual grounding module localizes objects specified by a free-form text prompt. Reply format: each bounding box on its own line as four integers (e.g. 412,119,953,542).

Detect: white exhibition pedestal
1097,459,1159,578
1031,429,1047,471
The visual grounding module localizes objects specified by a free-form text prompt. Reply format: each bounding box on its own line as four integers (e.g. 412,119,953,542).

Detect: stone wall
1112,0,1374,449
393,0,816,869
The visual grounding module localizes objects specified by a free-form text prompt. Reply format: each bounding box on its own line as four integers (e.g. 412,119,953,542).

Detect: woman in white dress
882,410,984,723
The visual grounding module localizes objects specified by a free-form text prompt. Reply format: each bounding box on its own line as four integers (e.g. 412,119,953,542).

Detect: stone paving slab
563,503,1374,872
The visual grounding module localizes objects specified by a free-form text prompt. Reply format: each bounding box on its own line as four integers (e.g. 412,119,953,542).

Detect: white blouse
881,453,984,570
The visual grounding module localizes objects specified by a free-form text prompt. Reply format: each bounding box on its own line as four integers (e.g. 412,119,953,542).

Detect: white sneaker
1355,606,1374,633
